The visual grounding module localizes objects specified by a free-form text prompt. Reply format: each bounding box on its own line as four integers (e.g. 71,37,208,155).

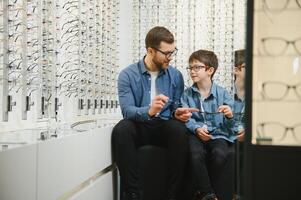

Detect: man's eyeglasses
186,65,208,72
152,47,178,58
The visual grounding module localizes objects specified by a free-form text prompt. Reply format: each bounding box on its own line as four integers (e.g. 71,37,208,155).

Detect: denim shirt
118,57,184,122
181,82,236,142
233,91,245,134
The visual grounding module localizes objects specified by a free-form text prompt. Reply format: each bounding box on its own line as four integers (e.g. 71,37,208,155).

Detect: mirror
252,0,301,146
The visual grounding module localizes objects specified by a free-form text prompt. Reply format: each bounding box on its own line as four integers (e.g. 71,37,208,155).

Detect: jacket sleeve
222,90,236,134
118,70,151,122
171,71,185,113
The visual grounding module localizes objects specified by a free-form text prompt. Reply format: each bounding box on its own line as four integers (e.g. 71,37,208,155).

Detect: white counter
0,126,117,200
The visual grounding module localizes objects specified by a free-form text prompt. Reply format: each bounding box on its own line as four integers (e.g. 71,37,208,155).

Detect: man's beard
152,57,169,71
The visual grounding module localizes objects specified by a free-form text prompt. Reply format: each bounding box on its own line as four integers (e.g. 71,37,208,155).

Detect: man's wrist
174,111,180,120
148,109,156,117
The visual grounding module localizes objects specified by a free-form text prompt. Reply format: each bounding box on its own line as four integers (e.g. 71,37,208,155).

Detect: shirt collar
139,57,148,74
191,82,218,99
234,86,244,101
139,56,167,75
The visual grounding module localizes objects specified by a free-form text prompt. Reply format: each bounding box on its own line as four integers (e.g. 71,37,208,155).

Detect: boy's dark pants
188,135,235,200
112,118,188,199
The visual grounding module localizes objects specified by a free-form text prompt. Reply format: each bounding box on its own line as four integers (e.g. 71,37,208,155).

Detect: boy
181,50,235,200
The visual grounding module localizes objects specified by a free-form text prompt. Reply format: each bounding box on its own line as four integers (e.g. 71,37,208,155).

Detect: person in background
181,50,235,200
112,26,198,200
233,49,246,200
233,49,246,142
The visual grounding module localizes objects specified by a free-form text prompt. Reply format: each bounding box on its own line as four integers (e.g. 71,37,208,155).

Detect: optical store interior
0,0,300,200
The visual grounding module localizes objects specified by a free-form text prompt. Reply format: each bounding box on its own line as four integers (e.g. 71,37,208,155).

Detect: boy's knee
211,148,229,167
191,151,206,162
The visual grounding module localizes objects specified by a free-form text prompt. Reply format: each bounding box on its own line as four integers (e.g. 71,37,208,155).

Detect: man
112,26,198,200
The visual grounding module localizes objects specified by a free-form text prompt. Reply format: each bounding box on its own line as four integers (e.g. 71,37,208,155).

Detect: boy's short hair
189,49,218,79
145,26,174,49
234,49,245,67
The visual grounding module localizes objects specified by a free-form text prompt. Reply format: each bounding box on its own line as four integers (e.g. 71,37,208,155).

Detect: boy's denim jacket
181,82,236,142
233,90,245,134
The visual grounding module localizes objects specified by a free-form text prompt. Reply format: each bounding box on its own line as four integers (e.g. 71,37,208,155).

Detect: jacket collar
139,56,167,75
191,82,217,99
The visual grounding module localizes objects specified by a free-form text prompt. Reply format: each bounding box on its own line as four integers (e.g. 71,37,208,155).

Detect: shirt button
149,78,151,80
149,91,150,93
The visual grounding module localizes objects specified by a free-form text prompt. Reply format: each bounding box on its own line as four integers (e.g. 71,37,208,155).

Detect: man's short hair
189,49,218,79
145,26,174,49
234,49,245,67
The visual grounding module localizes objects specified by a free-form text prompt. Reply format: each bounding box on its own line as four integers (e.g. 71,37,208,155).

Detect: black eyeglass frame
151,46,178,58
186,65,209,72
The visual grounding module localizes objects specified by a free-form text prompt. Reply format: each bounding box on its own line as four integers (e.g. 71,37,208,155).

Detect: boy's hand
148,94,169,117
218,105,233,119
237,129,245,142
196,127,211,141
174,107,199,122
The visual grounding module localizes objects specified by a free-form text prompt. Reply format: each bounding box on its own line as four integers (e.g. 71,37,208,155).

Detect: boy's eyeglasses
151,47,178,58
186,65,208,72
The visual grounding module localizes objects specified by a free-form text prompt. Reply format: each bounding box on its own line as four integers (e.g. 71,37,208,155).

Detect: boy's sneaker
201,193,218,200
195,191,218,200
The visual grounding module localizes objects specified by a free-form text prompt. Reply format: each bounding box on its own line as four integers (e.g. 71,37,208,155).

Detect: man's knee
164,119,188,140
165,119,187,132
112,119,136,143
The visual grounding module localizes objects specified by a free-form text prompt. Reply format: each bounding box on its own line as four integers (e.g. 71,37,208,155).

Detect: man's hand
174,107,199,122
236,129,245,142
196,127,211,141
148,94,169,117
218,105,233,119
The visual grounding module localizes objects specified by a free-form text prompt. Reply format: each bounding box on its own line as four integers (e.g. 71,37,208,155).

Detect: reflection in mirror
234,49,246,142
233,49,246,200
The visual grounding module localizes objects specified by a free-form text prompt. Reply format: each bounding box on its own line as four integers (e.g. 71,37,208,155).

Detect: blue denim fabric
118,57,184,122
181,82,236,142
233,92,245,134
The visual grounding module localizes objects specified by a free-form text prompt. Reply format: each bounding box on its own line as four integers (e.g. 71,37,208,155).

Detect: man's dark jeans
112,118,189,199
